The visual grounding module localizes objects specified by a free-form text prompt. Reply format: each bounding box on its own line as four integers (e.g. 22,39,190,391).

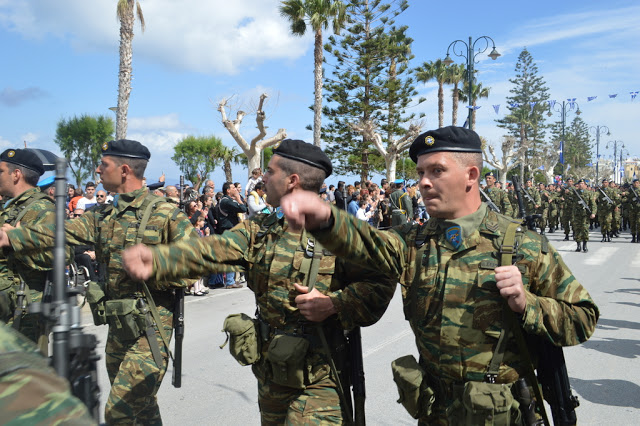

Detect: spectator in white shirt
76,182,97,210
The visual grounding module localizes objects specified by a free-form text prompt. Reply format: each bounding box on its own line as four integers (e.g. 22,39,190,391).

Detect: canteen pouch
85,281,107,326
0,287,16,320
104,299,144,341
220,313,261,366
266,334,309,389
391,355,435,419
455,381,518,425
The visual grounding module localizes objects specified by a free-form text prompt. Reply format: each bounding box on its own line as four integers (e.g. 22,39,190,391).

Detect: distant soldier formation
481,172,640,252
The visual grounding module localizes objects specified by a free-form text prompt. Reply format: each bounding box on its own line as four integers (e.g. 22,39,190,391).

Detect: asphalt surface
82,228,640,425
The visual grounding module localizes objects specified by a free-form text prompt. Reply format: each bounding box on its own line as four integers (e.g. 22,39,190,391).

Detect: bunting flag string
483,91,639,114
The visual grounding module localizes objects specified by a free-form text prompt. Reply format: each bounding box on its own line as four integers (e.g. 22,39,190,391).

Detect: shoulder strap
488,221,550,426
10,191,51,225
136,196,166,245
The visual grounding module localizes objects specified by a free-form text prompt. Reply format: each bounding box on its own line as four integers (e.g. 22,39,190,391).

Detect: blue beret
0,148,45,176
394,179,404,184
37,175,55,188
273,139,332,177
101,139,150,160
409,126,482,163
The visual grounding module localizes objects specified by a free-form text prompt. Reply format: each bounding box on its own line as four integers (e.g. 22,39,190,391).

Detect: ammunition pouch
266,334,309,389
85,281,107,326
0,287,16,320
104,299,145,341
391,355,435,419
220,313,261,366
448,381,521,426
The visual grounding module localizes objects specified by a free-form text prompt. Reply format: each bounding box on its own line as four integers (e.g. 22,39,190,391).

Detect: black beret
272,139,332,177
576,179,585,184
409,126,482,163
485,171,494,178
101,139,150,160
0,148,45,176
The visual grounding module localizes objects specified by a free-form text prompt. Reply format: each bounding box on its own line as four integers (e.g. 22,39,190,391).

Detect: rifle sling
300,232,354,424
491,222,550,426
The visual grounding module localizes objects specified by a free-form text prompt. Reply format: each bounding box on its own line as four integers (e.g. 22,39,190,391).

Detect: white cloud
0,0,310,74
129,113,184,131
21,132,38,144
128,130,188,155
0,136,13,149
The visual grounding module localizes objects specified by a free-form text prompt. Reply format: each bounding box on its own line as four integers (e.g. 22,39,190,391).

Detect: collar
434,203,490,251
112,187,148,213
4,187,41,209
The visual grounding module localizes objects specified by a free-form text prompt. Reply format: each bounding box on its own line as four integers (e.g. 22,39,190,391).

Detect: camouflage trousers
561,214,571,236
254,363,344,425
104,304,173,425
630,209,640,234
598,209,613,233
572,213,590,241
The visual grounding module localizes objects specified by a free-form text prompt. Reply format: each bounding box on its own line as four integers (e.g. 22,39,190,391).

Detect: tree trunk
386,154,398,182
452,85,459,126
117,6,134,140
224,161,232,183
313,30,323,147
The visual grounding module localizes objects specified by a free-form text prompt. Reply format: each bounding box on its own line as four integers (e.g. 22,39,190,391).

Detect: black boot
564,234,570,241
583,242,588,252
632,234,637,243
601,235,606,242
575,242,582,252
607,233,611,242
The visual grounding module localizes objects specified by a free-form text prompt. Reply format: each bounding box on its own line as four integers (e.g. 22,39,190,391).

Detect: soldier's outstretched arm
122,244,154,281
280,190,332,231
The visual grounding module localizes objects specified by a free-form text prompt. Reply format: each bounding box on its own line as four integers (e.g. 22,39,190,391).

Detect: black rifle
597,187,613,205
511,176,540,231
172,175,186,388
512,175,580,425
30,158,100,419
479,187,501,213
630,186,640,203
11,280,27,330
570,187,591,214
348,327,366,425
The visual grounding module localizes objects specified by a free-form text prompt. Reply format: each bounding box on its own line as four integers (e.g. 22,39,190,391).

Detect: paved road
83,229,640,425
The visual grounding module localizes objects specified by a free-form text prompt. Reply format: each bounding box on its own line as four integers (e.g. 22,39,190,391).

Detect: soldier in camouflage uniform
123,139,395,425
278,126,598,425
0,323,96,424
560,178,574,240
0,140,198,425
0,149,56,354
537,183,550,234
570,179,597,252
610,182,622,235
624,179,640,242
596,179,615,242
546,183,560,232
483,172,513,216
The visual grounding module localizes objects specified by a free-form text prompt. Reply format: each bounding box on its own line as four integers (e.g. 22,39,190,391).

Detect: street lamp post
443,36,500,131
619,148,629,183
606,140,624,184
548,101,580,179
590,125,610,184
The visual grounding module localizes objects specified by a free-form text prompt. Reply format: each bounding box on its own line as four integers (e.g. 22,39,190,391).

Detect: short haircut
222,182,233,195
85,181,96,189
110,156,148,180
449,152,483,181
254,181,265,191
276,155,326,193
6,163,39,186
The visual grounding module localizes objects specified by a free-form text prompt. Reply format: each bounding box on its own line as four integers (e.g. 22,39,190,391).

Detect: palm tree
447,63,466,126
279,0,348,147
215,145,243,183
459,81,490,130
115,0,145,140
416,59,448,128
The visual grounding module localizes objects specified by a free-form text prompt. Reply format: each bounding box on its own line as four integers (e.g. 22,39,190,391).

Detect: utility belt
391,355,530,424
221,312,344,390
392,209,406,215
85,281,172,366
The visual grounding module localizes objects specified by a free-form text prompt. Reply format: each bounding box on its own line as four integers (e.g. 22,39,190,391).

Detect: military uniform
569,183,597,252
390,186,413,226
484,186,513,216
311,204,598,424
537,187,550,233
596,184,615,241
546,189,560,232
0,323,95,425
4,140,198,425
560,186,573,240
149,210,394,424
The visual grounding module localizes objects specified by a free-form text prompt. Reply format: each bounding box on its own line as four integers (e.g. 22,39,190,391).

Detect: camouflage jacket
311,204,598,384
0,188,56,293
150,211,395,332
570,188,597,218
7,188,198,304
0,323,95,424
485,187,513,216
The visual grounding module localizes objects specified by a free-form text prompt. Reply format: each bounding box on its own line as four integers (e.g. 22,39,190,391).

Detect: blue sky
0,0,638,188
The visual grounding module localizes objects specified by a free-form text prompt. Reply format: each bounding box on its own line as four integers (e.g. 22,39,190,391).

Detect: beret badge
102,142,109,151
7,150,15,158
425,135,435,146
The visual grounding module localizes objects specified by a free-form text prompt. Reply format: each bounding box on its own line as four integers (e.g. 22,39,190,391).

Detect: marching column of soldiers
482,173,640,251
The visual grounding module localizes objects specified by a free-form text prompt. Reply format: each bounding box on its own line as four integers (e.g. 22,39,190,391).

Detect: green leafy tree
54,114,114,187
324,0,421,181
416,59,448,128
172,135,223,191
215,145,243,183
279,0,349,147
115,0,145,139
496,48,550,179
